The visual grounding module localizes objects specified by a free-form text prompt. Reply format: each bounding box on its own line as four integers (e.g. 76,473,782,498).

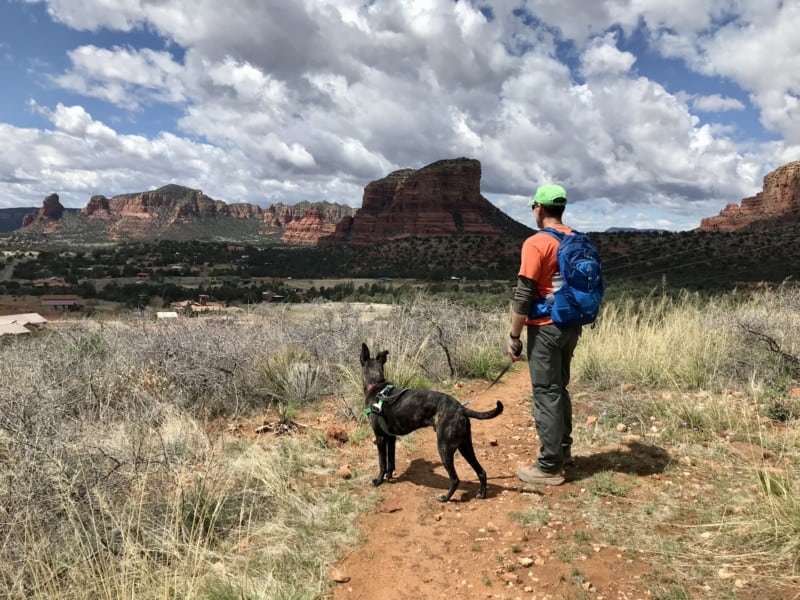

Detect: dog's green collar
364,384,396,416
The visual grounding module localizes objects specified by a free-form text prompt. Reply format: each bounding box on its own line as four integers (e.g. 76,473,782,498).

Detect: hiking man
506,183,582,486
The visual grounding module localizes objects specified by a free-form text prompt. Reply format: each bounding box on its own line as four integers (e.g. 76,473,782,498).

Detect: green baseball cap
529,183,567,206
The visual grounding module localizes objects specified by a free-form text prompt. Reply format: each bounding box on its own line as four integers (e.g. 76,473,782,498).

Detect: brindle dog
360,343,503,502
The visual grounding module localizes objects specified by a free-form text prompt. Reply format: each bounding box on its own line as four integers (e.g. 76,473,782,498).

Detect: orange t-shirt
519,225,572,326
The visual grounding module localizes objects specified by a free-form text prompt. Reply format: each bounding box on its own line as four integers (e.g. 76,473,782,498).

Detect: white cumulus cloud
1,0,797,231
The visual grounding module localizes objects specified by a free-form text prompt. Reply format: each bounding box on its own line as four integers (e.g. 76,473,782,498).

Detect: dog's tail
463,401,503,420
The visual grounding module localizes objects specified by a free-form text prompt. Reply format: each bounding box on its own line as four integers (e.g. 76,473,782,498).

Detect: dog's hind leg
459,439,489,499
437,442,460,502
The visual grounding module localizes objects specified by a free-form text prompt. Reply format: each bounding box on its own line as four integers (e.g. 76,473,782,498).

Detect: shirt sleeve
511,275,536,316
519,235,545,281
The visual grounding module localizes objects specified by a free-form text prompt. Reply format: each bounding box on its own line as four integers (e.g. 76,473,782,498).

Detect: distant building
33,277,69,288
169,298,224,314
262,291,286,302
41,295,79,309
156,311,179,320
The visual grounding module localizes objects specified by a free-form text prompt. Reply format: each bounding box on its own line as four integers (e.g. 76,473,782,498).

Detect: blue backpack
528,227,604,326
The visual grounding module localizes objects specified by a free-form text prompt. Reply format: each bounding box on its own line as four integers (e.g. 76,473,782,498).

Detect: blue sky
1,0,798,231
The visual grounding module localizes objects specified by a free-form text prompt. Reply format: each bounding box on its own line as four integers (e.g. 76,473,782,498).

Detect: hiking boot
516,465,565,486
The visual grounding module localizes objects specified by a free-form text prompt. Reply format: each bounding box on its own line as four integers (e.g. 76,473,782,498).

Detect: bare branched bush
363,294,508,381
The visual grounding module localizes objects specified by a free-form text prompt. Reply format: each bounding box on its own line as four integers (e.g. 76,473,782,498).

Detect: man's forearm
510,275,536,337
509,311,527,338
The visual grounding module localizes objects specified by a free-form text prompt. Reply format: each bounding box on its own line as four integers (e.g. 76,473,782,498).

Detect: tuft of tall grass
254,348,326,422
574,284,800,392
747,469,800,566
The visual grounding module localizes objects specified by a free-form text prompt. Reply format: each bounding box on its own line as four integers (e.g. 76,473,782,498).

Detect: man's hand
507,335,523,361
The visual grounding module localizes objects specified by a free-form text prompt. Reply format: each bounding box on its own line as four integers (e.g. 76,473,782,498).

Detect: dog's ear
360,343,370,365
377,350,389,364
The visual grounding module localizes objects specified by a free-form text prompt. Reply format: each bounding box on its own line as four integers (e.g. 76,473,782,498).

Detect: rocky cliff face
698,162,800,231
321,157,529,245
281,208,339,244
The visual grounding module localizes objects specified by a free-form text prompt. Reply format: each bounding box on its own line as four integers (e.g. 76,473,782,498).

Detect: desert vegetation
0,285,798,598
3,221,800,307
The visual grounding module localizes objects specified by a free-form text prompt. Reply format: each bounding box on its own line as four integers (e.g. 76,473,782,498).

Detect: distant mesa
0,206,39,233
15,184,355,244
698,161,800,232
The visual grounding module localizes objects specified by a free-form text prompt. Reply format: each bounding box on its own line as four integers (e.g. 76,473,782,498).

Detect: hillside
0,207,37,233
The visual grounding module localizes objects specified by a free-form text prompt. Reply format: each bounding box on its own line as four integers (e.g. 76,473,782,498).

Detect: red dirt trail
326,367,658,600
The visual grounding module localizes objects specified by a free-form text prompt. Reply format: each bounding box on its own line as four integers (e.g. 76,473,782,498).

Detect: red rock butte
321,157,527,245
698,161,800,232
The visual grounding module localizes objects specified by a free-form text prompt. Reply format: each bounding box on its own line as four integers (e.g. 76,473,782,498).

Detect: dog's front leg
372,435,389,486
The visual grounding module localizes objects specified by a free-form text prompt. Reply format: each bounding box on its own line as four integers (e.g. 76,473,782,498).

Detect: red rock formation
321,157,525,245
263,203,300,231
699,161,800,231
227,203,264,219
281,208,338,244
264,201,356,236
81,195,112,221
20,184,354,243
21,193,65,232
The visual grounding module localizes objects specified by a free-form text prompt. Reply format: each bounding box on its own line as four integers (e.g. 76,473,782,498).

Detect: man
506,183,581,486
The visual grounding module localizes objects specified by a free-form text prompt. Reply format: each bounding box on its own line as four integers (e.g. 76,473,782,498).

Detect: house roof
0,323,34,335
41,295,79,305
0,313,48,326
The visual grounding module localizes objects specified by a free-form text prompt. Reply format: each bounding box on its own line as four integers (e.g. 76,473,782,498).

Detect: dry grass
565,283,800,597
0,296,505,598
1,286,799,597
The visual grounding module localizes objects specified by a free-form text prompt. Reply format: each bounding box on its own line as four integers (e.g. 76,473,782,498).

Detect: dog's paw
436,494,449,502
371,478,383,487
475,490,487,499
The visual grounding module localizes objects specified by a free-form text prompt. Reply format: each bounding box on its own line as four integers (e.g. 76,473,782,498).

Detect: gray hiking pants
526,322,581,473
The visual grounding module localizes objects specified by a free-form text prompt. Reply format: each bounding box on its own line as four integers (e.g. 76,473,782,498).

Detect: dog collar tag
365,399,384,415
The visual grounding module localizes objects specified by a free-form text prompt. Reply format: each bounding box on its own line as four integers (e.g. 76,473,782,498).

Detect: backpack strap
541,227,564,242
541,226,578,242
528,229,564,314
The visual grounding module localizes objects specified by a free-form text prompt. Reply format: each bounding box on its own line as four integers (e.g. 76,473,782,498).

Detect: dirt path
327,367,656,600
